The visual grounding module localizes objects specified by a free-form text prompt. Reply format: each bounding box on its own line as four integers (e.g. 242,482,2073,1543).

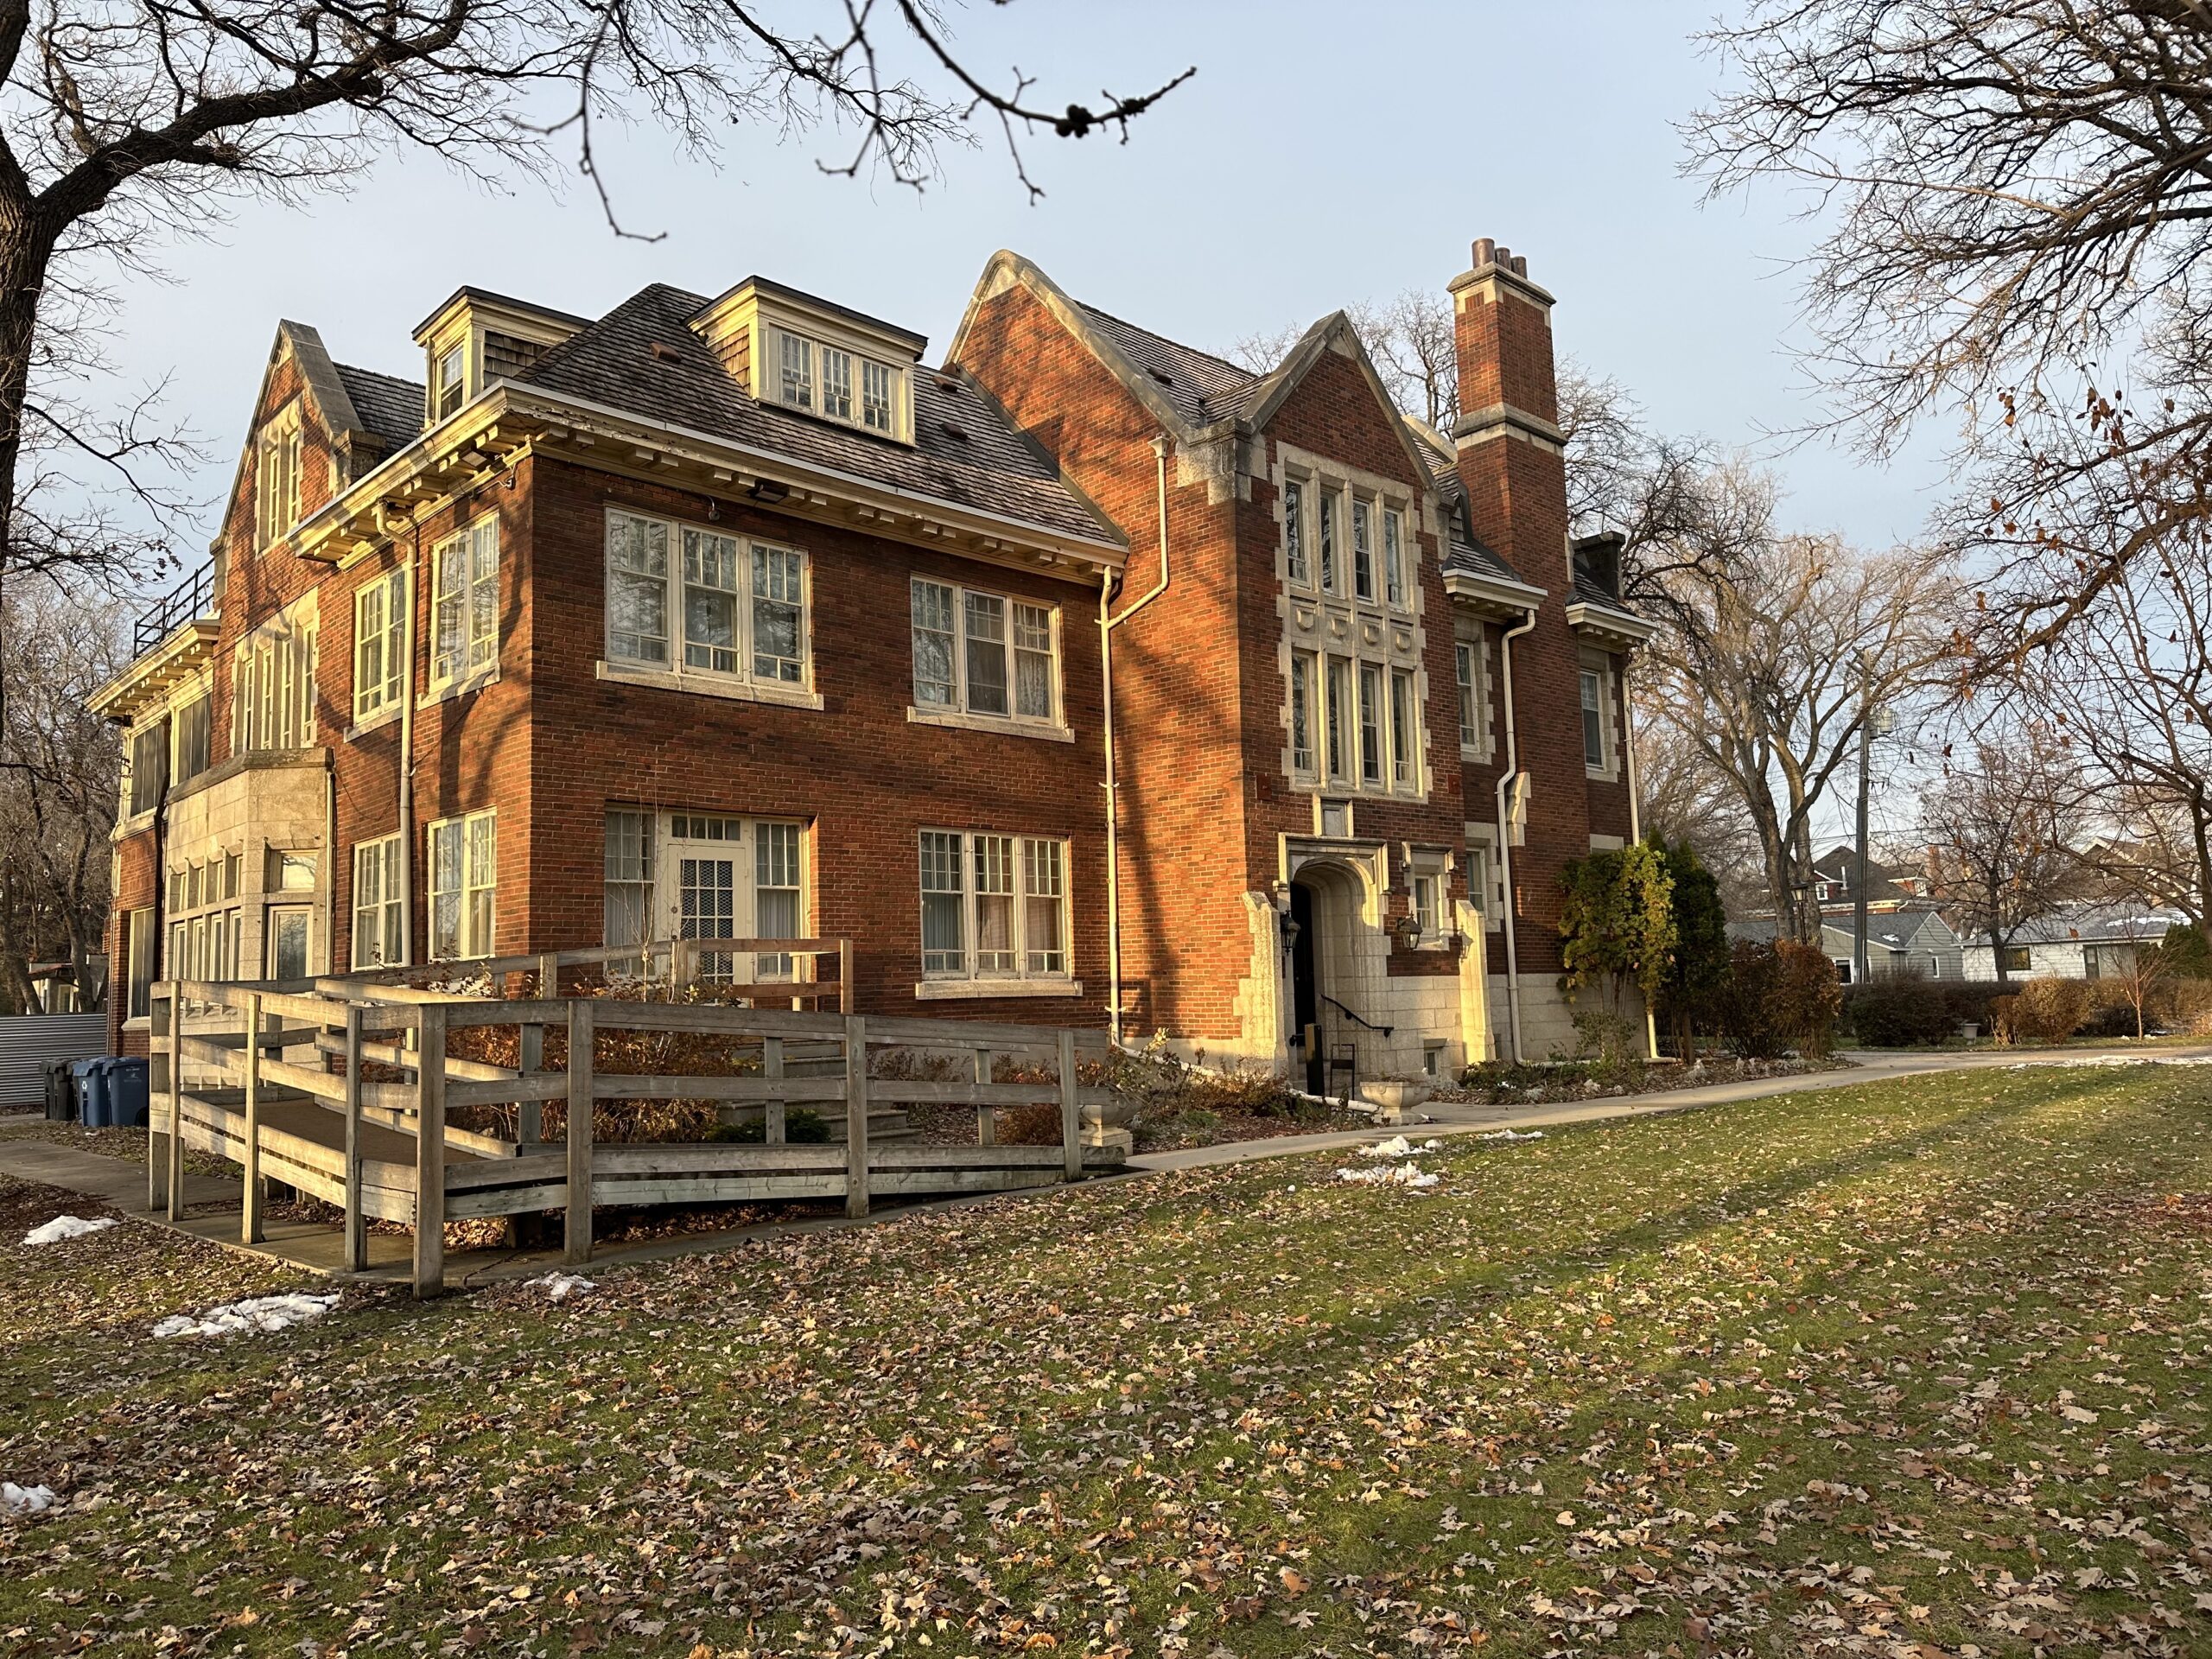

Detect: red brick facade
101,241,1643,1071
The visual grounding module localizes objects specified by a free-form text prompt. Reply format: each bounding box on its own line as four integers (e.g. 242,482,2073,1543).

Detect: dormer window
430,341,466,423
771,326,906,439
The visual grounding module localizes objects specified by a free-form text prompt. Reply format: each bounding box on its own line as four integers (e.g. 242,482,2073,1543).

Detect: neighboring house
92,236,1646,1084
24,959,105,1014
1958,901,2188,982
1807,842,1934,909
1728,910,1964,984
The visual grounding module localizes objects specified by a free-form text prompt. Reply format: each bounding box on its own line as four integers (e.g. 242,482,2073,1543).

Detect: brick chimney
1446,239,1589,1007
1448,239,1565,576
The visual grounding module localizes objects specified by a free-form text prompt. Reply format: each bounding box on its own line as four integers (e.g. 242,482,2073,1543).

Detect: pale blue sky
113,0,1950,558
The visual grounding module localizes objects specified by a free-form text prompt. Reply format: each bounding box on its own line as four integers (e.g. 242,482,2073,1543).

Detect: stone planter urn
1080,1092,1138,1132
1357,1077,1433,1124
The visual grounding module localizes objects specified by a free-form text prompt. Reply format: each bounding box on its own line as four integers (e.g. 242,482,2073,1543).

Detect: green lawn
4,1066,2211,1657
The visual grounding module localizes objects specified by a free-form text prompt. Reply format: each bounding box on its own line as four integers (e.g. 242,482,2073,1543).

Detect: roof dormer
411,287,589,429
690,276,924,444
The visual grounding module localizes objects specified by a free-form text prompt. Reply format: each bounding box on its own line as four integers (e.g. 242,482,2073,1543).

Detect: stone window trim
906,704,1074,744
232,594,321,757
1402,843,1458,950
1579,649,1622,783
913,977,1084,1001
254,401,305,551
1281,639,1427,802
594,658,824,712
1271,448,1421,619
1463,823,1504,934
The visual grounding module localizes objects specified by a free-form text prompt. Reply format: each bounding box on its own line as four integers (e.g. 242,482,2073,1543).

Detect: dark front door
1290,880,1319,1093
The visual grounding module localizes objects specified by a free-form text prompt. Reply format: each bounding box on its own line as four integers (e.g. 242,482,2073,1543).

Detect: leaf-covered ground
4,1065,2212,1658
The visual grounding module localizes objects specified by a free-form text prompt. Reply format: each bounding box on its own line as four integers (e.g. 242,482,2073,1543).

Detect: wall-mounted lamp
1390,912,1423,952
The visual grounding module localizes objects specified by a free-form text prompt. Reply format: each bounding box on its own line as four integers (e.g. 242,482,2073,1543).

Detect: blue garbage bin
73,1058,110,1128
107,1058,149,1129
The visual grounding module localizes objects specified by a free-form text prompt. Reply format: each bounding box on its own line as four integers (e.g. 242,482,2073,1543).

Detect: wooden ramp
147,945,1122,1297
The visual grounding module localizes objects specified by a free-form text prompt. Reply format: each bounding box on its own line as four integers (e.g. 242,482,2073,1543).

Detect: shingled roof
1071,302,1262,427
512,283,1113,544
333,362,424,455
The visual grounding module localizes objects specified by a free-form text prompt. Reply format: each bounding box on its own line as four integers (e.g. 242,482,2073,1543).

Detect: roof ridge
333,359,423,391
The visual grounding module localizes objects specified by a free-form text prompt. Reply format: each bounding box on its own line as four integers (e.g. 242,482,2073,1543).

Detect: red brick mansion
95,238,1650,1083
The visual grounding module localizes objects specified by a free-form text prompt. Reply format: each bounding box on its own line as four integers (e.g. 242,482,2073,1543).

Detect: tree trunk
1991,929,2010,987
0,207,55,720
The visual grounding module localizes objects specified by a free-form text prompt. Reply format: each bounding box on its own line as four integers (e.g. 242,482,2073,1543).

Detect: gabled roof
1997,901,2188,946
950,251,1442,482
332,362,423,454
512,283,1116,544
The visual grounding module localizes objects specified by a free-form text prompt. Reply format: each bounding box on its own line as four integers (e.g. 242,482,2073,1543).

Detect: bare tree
1687,1,2212,653
1921,728,2084,983
1639,472,1960,941
0,2,1191,641
1631,690,1764,912
0,582,126,1009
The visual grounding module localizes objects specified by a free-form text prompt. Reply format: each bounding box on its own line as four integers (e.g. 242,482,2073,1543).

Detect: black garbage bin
41,1058,74,1122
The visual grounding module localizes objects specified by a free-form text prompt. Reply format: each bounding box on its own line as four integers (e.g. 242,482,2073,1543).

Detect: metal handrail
131,563,217,656
1319,994,1392,1037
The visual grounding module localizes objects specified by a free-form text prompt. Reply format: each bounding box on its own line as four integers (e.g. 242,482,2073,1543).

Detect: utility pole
1853,711,1872,988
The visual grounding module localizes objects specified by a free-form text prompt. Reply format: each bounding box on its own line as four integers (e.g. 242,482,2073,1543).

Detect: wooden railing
148,947,1116,1298
333,936,855,1012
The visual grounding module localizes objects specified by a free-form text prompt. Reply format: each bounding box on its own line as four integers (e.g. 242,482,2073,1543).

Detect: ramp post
413,1002,447,1297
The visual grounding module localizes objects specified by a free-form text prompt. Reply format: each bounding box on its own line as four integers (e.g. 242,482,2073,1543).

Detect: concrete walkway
6,1039,2209,1283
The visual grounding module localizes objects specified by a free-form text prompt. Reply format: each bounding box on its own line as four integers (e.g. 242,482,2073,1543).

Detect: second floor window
1302,652,1421,795
1352,500,1376,601
911,578,1058,724
1580,668,1608,771
127,720,167,817
605,510,810,690
1289,652,1315,774
431,517,499,688
353,569,408,722
1455,640,1479,749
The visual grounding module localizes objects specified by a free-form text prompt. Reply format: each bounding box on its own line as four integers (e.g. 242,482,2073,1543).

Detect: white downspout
1100,433,1174,1046
397,553,417,967
1493,607,1537,1064
1621,651,1657,1060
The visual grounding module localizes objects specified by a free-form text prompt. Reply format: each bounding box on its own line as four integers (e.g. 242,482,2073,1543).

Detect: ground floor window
1999,944,2031,975
918,830,1070,982
352,834,404,968
603,808,809,982
428,810,497,961
164,852,245,1007
126,908,156,1020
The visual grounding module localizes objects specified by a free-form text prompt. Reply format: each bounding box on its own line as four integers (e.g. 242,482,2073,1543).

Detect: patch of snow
22,1215,118,1246
524,1271,596,1303
1360,1135,1444,1160
151,1292,340,1339
2,1482,56,1515
1478,1128,1546,1142
1336,1163,1441,1190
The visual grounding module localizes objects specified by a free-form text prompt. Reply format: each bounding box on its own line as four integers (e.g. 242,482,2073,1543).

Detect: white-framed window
602,809,809,982
1411,872,1443,944
1283,480,1308,585
1351,500,1375,601
1580,662,1616,776
126,909,156,1021
232,601,319,754
772,327,906,439
430,515,499,689
910,577,1059,725
429,340,467,423
1383,509,1407,608
1456,630,1493,758
428,809,496,961
604,509,811,692
162,853,244,1005
255,409,303,549
353,568,408,724
351,834,404,969
917,830,1071,982
1358,663,1385,786
266,906,313,982
1289,651,1316,774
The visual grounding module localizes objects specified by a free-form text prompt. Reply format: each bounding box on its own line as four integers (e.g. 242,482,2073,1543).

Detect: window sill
114,810,158,842
906,705,1072,744
597,659,824,711
420,667,500,710
913,978,1084,1001
345,705,402,743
